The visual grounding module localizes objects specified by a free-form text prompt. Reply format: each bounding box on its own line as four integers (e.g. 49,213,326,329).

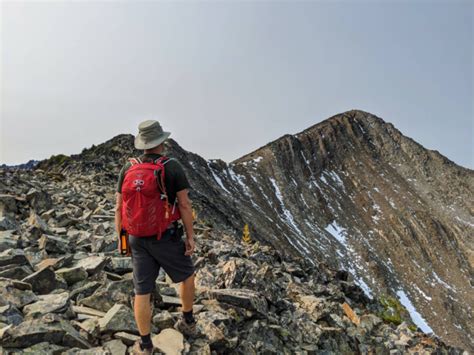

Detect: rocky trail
0,156,468,353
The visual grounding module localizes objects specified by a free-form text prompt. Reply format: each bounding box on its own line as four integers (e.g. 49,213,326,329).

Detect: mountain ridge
26,109,474,351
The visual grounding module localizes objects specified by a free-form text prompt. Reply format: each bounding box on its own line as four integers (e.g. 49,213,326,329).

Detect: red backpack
121,156,181,239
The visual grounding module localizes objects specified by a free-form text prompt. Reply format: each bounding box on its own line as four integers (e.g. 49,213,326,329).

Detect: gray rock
22,291,70,317
0,216,17,231
0,231,19,252
27,210,50,232
0,195,18,231
0,265,33,280
360,314,383,333
61,346,110,354
0,304,23,326
34,254,74,271
113,332,140,346
153,310,175,329
0,277,37,308
207,288,268,314
15,341,67,354
56,266,88,285
21,266,58,294
91,236,117,253
79,279,133,312
103,339,127,355
98,304,137,334
0,249,29,267
1,313,90,349
39,234,71,254
152,328,184,355
105,257,132,274
70,281,102,301
75,255,109,275
26,188,53,213
0,194,18,216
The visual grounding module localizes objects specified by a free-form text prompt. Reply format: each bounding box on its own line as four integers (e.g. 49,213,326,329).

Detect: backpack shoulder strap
128,157,142,166
163,157,175,165
153,156,175,165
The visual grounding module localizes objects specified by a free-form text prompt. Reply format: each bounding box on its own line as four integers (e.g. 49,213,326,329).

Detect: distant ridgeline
0,160,39,170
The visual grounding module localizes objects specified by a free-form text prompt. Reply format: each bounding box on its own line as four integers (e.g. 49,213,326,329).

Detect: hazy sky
1,1,473,168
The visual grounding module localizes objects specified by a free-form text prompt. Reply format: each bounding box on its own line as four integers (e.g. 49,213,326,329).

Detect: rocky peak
0,167,468,353
2,109,472,351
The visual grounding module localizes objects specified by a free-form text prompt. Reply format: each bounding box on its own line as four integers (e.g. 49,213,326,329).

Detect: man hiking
114,120,197,354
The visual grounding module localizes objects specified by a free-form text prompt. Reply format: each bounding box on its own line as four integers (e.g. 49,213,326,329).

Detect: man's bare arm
176,189,194,240
115,192,122,235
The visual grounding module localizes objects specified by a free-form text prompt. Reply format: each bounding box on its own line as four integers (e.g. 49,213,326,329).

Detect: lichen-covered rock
1,313,90,349
21,266,58,294
98,304,137,334
0,278,37,308
207,288,268,315
56,266,88,285
22,291,70,317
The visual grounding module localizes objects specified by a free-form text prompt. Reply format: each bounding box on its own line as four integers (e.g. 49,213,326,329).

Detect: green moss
378,294,405,325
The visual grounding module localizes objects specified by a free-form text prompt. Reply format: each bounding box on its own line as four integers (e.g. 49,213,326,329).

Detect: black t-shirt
116,153,191,205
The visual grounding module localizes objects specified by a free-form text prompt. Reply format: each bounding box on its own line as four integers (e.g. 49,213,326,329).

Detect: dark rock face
0,110,470,353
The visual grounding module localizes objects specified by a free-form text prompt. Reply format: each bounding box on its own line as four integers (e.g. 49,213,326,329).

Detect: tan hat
134,120,171,149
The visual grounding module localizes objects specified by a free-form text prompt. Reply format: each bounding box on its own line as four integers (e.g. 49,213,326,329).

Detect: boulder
0,195,18,231
34,255,73,271
152,328,184,355
0,231,19,252
153,310,175,329
26,188,53,213
106,257,133,274
0,249,29,267
0,304,23,326
79,279,133,312
103,339,127,355
0,216,17,231
0,277,37,308
14,341,66,354
75,255,109,275
1,313,90,349
207,288,268,315
27,211,50,232
56,266,88,285
21,266,58,294
70,281,102,301
23,292,70,317
98,304,137,334
91,236,117,253
39,234,71,254
0,265,33,280
113,332,140,346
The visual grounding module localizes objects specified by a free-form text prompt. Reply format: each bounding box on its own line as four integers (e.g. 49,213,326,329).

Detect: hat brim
134,131,171,150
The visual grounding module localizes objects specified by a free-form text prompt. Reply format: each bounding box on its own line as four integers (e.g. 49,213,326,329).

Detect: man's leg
128,235,159,350
180,272,195,312
134,293,152,336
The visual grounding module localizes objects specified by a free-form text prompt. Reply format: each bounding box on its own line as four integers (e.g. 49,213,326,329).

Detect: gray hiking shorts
129,226,195,295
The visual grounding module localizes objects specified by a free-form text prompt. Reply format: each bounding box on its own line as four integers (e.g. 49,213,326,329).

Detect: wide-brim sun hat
134,120,171,150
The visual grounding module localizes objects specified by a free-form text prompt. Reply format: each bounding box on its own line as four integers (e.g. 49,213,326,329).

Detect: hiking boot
131,340,154,355
174,316,198,338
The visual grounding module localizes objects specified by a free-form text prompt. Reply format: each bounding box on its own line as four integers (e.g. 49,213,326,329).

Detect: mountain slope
204,109,473,350
33,109,473,351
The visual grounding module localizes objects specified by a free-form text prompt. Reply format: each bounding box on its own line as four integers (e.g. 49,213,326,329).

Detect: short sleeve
170,160,191,192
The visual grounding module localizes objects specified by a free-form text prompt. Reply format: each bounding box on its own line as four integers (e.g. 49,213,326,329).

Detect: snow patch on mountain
396,290,434,334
